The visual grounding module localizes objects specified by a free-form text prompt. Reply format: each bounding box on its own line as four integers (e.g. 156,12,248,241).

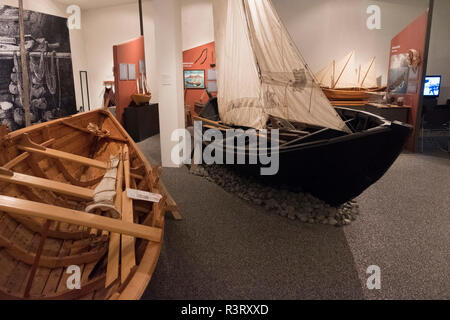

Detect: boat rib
0,109,179,300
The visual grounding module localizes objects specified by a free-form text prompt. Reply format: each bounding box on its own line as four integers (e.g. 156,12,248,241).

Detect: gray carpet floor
138,135,450,300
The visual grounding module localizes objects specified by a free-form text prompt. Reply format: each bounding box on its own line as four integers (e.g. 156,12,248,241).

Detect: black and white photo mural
0,5,76,131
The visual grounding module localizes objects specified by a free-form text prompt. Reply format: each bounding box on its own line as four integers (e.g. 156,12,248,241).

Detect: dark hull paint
201,105,412,206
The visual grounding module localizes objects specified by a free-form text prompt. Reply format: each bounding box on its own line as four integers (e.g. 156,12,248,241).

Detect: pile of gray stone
189,164,360,227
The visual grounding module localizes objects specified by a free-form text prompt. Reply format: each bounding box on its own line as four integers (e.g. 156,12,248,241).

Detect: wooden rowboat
0,109,180,300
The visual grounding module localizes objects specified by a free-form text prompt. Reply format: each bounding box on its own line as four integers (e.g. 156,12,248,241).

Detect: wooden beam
99,109,182,221
118,242,162,300
18,145,108,170
130,173,144,181
0,196,162,242
24,220,51,298
0,169,94,200
158,181,182,221
61,121,128,143
0,234,106,268
105,148,123,288
121,145,136,283
3,138,55,170
0,51,72,59
53,158,103,188
193,116,232,129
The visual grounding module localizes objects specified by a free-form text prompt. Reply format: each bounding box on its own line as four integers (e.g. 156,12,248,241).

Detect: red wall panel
113,36,146,123
388,11,428,151
183,42,216,111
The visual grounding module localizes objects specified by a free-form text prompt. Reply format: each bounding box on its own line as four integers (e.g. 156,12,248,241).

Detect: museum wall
183,41,216,111
178,0,449,104
181,0,214,52
8,0,447,111
272,0,429,86
1,0,88,110
81,1,158,109
81,0,214,109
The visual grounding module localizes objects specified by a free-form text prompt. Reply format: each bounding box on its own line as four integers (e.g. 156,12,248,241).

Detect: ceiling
54,0,137,10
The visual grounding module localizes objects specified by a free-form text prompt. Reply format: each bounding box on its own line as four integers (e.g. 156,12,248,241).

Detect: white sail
212,0,268,129
359,57,377,89
316,63,334,89
333,51,358,88
213,0,350,132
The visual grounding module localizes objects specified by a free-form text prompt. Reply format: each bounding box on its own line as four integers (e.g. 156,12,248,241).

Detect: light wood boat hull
322,88,370,101
131,94,152,106
0,109,178,300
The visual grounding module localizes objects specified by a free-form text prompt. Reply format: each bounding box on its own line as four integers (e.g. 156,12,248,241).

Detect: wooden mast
360,57,376,88
332,51,354,89
358,65,361,85
332,60,336,88
18,0,31,127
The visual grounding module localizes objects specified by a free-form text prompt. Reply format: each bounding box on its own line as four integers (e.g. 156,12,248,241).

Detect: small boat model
316,51,386,105
198,0,412,206
321,87,370,102
0,109,179,300
132,74,152,106
131,93,152,106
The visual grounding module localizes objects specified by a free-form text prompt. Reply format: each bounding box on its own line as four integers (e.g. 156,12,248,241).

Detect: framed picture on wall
388,54,409,94
128,64,136,80
119,64,129,81
184,70,206,89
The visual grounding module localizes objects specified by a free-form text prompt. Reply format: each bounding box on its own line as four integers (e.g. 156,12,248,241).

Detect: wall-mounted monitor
423,76,441,98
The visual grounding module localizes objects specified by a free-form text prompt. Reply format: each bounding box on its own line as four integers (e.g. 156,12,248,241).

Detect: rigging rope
87,123,111,139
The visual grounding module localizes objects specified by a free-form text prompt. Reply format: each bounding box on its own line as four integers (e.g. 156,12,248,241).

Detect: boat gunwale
201,107,411,154
2,109,107,140
0,109,169,300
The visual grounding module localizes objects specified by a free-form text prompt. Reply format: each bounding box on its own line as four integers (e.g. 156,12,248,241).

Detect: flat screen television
423,76,441,97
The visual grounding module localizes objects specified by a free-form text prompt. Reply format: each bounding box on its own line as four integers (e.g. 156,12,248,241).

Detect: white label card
126,189,162,203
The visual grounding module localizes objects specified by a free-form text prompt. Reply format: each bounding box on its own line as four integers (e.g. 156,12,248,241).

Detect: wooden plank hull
322,88,370,101
0,109,174,300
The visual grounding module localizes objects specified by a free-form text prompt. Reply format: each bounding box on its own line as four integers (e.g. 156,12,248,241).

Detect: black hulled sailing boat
196,0,411,205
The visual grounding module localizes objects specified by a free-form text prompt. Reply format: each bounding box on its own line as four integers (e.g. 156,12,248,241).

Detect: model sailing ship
195,0,411,205
0,109,179,299
315,51,386,106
